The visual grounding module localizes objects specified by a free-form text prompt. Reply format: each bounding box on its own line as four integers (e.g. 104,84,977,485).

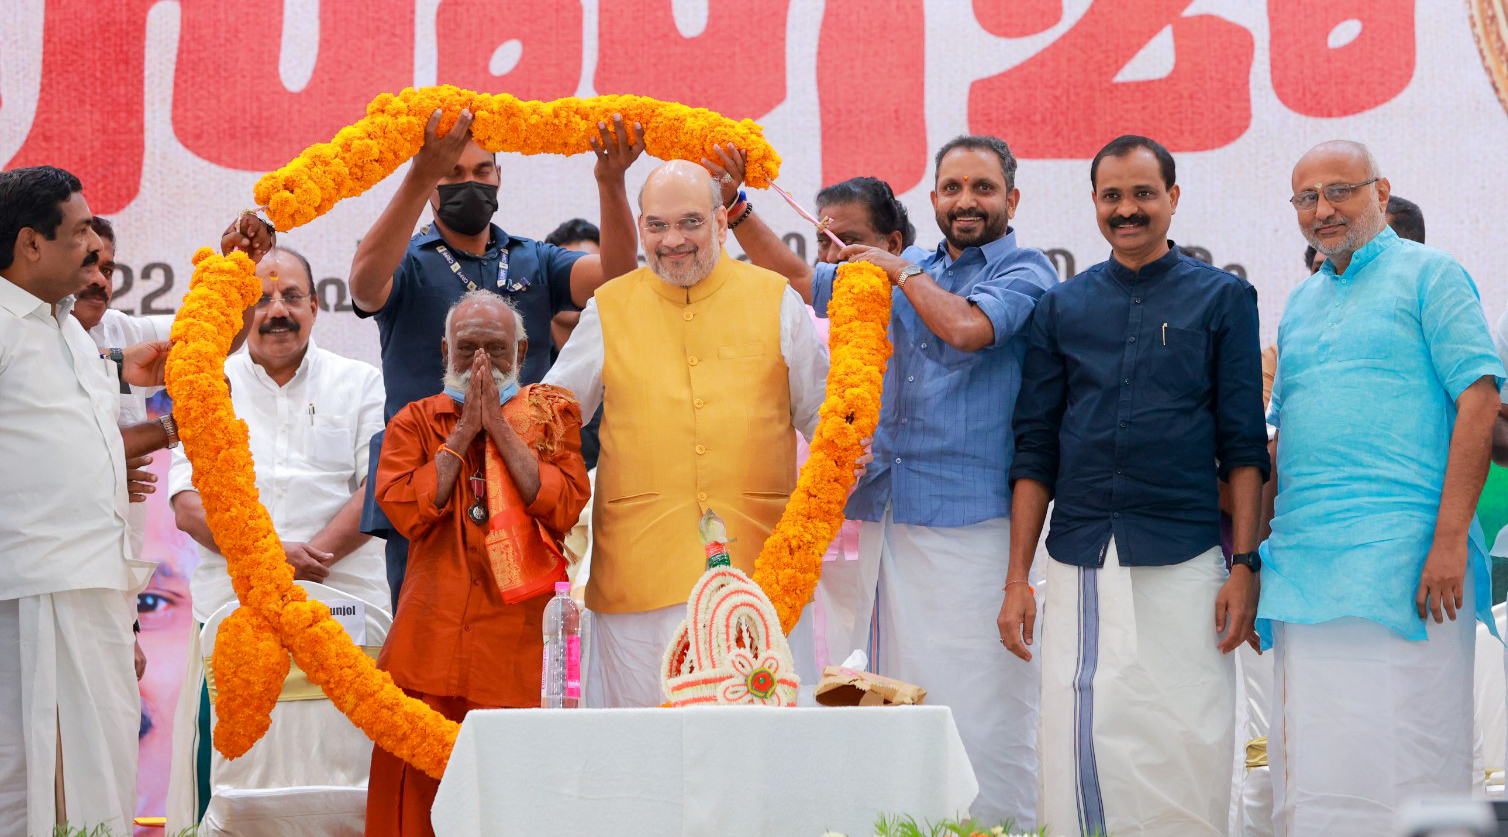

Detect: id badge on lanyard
435,242,528,294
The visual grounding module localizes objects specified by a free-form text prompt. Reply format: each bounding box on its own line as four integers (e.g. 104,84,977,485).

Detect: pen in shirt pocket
1161,322,1168,346
308,402,315,424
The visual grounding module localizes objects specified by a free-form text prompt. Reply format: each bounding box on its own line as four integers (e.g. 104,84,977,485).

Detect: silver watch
896,264,924,287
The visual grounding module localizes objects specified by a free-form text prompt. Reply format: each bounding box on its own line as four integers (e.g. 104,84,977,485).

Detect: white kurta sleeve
143,314,175,343
352,364,386,486
542,297,606,418
778,287,829,441
167,444,195,499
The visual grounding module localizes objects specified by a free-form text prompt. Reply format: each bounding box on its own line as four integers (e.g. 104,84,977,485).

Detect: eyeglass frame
640,216,710,236
253,291,313,309
1289,178,1379,211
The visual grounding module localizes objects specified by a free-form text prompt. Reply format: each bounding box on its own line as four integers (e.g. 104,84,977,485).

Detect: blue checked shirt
810,231,1059,527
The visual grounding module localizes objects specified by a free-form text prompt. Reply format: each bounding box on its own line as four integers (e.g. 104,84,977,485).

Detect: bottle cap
555,581,571,594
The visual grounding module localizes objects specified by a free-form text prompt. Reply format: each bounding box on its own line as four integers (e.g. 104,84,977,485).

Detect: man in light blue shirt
1260,141,1503,837
718,136,1059,827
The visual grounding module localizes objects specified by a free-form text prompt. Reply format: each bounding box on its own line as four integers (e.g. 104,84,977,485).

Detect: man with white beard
546,160,829,707
1260,141,1504,836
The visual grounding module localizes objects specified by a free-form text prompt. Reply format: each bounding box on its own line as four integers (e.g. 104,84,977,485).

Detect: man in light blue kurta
1259,141,1504,837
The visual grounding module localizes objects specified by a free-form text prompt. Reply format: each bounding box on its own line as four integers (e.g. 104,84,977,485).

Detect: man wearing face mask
349,110,643,610
1000,135,1269,836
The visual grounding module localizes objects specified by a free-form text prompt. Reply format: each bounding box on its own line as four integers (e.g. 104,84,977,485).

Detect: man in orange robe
368,290,589,836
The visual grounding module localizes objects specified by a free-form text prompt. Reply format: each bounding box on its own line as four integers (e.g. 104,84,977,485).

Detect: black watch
1230,551,1262,573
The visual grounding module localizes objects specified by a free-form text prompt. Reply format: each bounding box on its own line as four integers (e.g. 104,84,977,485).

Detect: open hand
591,114,646,182
221,212,276,264
127,455,156,503
1417,538,1467,623
852,436,874,484
283,541,333,582
996,584,1038,662
1215,565,1259,653
836,245,913,285
122,340,171,388
411,108,475,183
700,142,747,207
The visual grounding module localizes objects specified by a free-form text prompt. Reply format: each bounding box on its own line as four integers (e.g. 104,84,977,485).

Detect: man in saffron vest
370,291,589,836
546,160,829,707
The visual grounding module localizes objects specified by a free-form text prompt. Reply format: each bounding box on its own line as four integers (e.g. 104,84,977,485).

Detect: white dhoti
0,589,139,837
1233,644,1275,837
1041,539,1234,837
585,605,687,708
1268,585,1476,837
870,511,1039,827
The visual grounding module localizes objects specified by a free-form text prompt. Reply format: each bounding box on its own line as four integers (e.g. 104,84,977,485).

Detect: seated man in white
164,246,389,830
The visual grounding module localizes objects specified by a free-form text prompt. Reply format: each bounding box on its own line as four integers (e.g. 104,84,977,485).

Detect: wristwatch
1230,551,1262,573
895,264,924,288
160,413,180,449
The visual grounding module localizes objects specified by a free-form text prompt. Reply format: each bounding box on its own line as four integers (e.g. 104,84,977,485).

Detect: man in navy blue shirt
999,135,1269,837
349,109,643,609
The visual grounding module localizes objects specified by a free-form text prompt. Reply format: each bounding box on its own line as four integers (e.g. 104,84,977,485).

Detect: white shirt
169,341,389,621
546,285,828,439
0,276,133,600
86,308,172,426
84,308,173,560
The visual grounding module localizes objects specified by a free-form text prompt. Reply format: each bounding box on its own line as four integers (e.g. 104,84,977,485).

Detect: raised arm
571,116,647,305
702,144,814,302
349,109,475,314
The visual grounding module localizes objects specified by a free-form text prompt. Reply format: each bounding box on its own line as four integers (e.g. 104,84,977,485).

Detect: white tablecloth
432,706,978,836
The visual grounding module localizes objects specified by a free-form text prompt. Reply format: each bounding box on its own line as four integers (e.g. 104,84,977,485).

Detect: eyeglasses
641,217,708,236
254,292,310,308
1289,178,1378,211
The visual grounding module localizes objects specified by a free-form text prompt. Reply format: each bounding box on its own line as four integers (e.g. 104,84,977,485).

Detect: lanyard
434,242,526,294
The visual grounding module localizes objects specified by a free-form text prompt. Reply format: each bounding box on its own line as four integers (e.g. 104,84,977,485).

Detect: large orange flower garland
254,86,782,231
168,248,459,777
753,261,892,634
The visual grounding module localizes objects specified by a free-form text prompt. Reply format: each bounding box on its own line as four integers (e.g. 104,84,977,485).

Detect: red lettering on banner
5,0,156,213
595,1,788,118
973,0,1062,38
1269,0,1414,117
968,0,1254,158
436,0,582,101
172,0,414,173
817,0,926,193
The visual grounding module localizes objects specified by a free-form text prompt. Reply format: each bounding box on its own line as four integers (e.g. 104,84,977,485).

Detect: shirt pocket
1334,297,1409,362
1145,325,1209,401
308,416,356,475
717,341,767,360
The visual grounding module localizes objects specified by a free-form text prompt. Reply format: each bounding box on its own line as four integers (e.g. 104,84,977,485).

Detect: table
432,706,978,836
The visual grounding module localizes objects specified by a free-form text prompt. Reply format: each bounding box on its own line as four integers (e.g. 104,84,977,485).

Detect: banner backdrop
5,0,1508,828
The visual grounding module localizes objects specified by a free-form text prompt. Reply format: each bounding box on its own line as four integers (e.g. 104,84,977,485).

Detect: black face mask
435,181,499,237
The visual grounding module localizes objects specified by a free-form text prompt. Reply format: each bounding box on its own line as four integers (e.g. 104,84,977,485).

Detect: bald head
638,160,722,213
1291,140,1390,272
638,160,728,288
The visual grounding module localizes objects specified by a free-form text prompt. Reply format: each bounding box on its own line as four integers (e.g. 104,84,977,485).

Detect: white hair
444,289,525,347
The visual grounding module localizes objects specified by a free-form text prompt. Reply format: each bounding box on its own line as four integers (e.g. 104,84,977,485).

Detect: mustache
77,285,109,301
1108,213,1150,228
81,249,99,268
259,317,300,334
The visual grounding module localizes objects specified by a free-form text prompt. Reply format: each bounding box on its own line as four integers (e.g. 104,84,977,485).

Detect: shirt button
1122,379,1130,386
688,356,699,366
1112,512,1121,519
906,375,915,382
1133,298,1141,304
1119,421,1127,428
1128,336,1137,343
693,398,705,409
894,457,902,464
697,492,708,502
473,579,481,586
1115,468,1123,474
900,418,908,424
683,311,694,321
919,342,927,349
695,444,706,455
463,624,472,633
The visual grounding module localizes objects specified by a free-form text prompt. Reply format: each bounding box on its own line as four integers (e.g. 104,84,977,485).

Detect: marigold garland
167,248,460,778
254,86,782,231
753,261,893,634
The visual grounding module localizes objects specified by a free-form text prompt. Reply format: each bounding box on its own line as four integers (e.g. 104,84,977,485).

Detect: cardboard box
813,666,927,707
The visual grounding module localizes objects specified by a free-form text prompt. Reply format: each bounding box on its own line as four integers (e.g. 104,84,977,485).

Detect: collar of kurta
246,338,319,388
1320,225,1398,281
646,252,736,305
1105,240,1181,284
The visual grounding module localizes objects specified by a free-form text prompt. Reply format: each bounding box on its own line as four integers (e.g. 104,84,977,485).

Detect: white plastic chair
198,581,391,837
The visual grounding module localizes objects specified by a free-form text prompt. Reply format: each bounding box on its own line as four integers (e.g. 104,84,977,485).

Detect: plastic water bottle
541,581,582,708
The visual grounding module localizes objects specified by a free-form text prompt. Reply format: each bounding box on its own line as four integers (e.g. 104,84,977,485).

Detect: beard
647,239,721,288
937,205,1008,253
442,364,517,399
1303,199,1385,259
